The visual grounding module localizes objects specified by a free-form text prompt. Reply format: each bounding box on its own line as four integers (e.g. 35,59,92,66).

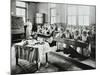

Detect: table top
14,40,50,50
54,38,88,48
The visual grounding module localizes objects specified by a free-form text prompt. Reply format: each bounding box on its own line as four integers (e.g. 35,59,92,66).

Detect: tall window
50,8,56,24
78,6,90,26
16,1,27,23
68,5,77,25
50,4,56,24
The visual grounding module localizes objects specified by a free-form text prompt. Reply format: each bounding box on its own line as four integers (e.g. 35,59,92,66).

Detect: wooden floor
36,64,59,73
15,59,37,74
14,52,96,74
48,52,95,70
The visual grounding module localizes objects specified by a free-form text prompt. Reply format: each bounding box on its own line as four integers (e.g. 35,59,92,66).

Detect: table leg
18,46,20,59
46,53,48,63
82,47,84,56
21,48,24,59
36,48,40,70
15,46,18,65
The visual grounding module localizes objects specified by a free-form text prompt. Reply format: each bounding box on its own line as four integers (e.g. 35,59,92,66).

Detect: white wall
27,2,37,24
27,2,96,26
37,2,49,23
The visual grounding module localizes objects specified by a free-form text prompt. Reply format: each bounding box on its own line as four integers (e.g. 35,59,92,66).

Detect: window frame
36,13,43,24
67,6,77,26
50,8,56,24
67,5,90,26
78,6,90,26
16,1,27,23
78,15,89,26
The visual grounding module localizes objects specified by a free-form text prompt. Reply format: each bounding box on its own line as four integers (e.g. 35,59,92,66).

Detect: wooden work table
54,38,88,48
54,38,88,56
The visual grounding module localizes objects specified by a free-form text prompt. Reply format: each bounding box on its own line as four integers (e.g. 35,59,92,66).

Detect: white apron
26,22,32,38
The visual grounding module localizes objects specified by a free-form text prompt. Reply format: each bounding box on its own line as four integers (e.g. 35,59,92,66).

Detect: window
78,6,90,26
50,4,56,24
16,1,26,7
36,13,43,24
68,16,76,25
67,5,90,26
50,8,56,24
16,1,27,23
67,5,77,25
78,16,89,26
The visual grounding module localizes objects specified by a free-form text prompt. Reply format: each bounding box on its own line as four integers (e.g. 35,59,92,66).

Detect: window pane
16,8,25,22
16,8,25,17
68,6,77,15
72,16,76,25
36,13,43,18
68,16,76,25
84,16,89,26
78,6,90,15
79,16,84,25
50,8,56,24
51,9,56,16
51,17,56,24
16,1,26,7
68,16,72,25
36,17,43,24
50,4,56,8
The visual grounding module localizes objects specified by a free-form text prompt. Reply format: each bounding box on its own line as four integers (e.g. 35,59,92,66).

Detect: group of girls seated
54,26,95,58
31,24,96,60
